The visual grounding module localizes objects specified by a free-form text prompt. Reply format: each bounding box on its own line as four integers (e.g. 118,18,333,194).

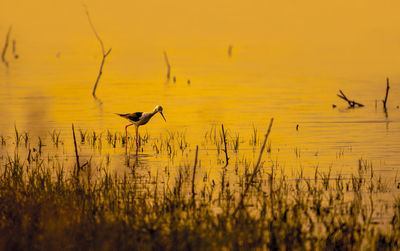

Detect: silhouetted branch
84,5,112,97
337,90,364,108
234,118,274,216
220,124,229,198
221,124,229,168
12,39,18,59
191,145,199,205
72,124,81,175
383,78,390,110
1,26,12,68
163,51,171,80
92,48,111,96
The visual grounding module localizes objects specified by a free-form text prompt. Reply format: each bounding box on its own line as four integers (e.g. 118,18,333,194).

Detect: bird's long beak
160,112,166,122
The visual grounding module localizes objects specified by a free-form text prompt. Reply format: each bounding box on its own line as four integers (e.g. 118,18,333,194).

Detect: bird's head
155,105,163,112
154,105,166,122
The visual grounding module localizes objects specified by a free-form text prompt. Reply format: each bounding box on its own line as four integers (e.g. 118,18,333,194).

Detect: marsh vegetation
0,125,399,250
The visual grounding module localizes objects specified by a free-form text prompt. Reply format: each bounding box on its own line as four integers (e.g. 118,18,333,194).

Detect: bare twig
337,90,364,108
383,77,390,109
192,145,199,204
84,5,112,97
72,124,81,175
251,118,274,182
12,39,18,59
220,124,229,198
234,118,274,215
1,26,12,68
221,124,229,168
163,51,171,80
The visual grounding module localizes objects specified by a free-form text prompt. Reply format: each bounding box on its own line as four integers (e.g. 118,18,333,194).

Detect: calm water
1,49,399,178
1,0,400,183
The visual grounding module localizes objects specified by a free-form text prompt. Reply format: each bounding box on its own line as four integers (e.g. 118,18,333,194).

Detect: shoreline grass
0,126,399,250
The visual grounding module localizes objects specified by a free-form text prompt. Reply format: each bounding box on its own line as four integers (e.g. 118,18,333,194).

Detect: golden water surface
1,0,400,187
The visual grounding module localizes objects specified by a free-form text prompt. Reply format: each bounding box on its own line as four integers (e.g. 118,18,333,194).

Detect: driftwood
1,26,12,68
383,78,390,109
337,90,364,108
84,5,112,98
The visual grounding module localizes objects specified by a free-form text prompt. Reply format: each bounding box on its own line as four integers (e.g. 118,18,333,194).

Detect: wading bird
117,105,166,151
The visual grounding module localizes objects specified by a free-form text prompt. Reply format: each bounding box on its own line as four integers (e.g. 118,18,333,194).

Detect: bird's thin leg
125,124,134,152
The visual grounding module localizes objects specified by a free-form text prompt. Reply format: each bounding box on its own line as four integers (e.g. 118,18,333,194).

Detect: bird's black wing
117,112,143,122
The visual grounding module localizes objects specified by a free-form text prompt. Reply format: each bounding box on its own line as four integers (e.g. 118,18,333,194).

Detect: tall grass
0,126,399,250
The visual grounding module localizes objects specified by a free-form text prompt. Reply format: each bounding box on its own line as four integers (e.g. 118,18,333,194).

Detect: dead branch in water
337,90,364,108
12,39,18,59
1,26,12,68
72,124,81,175
382,77,390,110
221,124,229,168
234,118,274,216
84,5,112,98
163,51,171,80
220,124,229,198
191,145,199,206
